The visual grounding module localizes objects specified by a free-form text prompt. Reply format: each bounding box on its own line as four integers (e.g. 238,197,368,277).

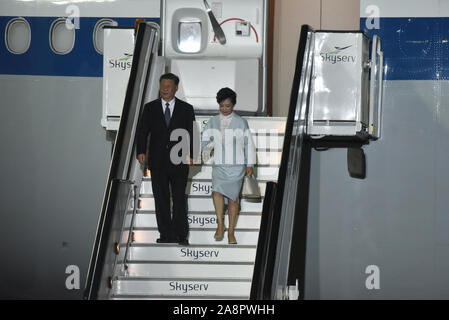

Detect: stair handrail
84,22,160,300
250,25,315,300
271,24,315,300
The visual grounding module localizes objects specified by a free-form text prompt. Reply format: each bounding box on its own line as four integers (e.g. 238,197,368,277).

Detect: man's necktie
164,102,171,126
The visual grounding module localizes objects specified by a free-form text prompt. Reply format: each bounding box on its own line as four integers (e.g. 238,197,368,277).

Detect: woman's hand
137,154,146,165
246,166,253,176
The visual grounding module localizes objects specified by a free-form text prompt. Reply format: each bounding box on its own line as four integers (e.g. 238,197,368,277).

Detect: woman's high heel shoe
214,226,225,241
228,231,237,244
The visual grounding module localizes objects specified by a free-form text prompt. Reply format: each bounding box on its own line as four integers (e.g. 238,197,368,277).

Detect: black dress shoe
156,238,170,243
177,237,189,246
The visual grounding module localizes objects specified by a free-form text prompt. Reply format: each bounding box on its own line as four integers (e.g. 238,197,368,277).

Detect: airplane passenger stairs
110,117,286,300
86,21,365,300
84,22,293,301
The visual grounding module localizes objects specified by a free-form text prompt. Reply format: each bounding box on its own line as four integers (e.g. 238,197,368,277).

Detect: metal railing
271,24,315,300
123,184,139,272
84,22,161,300
250,25,315,300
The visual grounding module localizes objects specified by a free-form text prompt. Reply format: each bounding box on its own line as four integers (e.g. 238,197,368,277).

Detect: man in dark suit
136,73,195,245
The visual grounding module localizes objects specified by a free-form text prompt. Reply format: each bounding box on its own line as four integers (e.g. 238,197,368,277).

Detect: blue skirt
211,165,246,202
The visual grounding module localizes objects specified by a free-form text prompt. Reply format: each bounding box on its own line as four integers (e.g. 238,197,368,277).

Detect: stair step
113,278,252,298
121,245,257,263
141,180,268,197
139,197,263,212
110,295,248,300
125,211,262,229
196,116,286,133
121,228,260,246
197,150,282,166
184,166,279,181
143,176,276,183
116,262,254,279
139,194,265,200
252,135,284,149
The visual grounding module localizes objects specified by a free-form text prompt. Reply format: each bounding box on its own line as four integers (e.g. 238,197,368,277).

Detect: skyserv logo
109,53,133,71
320,45,356,64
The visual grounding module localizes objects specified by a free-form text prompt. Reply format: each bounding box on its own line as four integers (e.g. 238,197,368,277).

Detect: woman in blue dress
201,88,256,244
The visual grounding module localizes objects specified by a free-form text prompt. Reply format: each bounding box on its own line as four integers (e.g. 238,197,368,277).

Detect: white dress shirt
219,112,233,132
161,98,175,117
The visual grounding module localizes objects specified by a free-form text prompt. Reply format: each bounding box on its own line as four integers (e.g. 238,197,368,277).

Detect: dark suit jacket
136,97,195,172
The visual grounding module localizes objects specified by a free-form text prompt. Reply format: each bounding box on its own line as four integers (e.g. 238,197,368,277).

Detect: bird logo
119,53,133,61
329,45,352,55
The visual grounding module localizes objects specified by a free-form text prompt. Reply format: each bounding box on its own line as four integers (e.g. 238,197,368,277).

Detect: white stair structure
110,116,286,300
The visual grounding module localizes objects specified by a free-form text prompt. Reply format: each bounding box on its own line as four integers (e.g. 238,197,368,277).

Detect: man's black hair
160,73,180,86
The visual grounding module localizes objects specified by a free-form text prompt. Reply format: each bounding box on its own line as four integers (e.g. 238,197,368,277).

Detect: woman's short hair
216,87,237,106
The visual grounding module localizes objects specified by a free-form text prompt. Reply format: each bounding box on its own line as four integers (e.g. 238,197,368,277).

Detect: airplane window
93,19,117,54
178,21,202,53
5,17,31,54
49,18,75,55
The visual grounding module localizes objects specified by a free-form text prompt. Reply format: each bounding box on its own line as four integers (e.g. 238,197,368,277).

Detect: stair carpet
111,117,286,300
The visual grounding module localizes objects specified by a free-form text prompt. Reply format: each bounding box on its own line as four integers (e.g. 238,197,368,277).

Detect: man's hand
187,157,194,166
246,166,254,176
137,154,146,165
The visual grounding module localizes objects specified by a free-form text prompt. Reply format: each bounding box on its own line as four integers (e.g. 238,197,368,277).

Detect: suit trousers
150,165,189,240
